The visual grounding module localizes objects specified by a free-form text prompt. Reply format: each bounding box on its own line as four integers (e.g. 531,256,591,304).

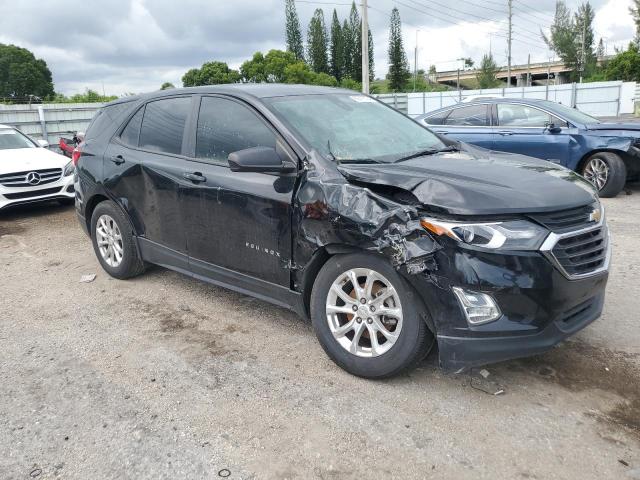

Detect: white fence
0,103,102,144
404,81,635,118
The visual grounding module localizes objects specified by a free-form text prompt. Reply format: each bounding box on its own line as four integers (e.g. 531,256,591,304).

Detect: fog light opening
452,287,501,325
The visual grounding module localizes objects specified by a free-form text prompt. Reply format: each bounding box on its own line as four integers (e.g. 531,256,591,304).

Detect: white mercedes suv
0,124,75,211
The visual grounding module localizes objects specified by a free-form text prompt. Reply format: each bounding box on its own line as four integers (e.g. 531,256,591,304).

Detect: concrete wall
398,81,635,118
0,103,103,145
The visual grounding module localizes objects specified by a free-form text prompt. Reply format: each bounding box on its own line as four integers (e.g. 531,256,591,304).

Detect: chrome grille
541,222,610,279
530,204,597,233
0,168,62,188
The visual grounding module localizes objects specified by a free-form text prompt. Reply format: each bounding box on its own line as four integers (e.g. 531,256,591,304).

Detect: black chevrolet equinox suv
75,85,610,378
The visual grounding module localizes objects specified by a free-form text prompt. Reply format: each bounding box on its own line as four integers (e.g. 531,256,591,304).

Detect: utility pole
507,0,512,88
361,0,370,94
527,54,531,87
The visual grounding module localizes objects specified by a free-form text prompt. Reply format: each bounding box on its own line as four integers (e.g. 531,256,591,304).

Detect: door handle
110,155,125,165
435,130,449,135
183,172,206,183
497,131,513,136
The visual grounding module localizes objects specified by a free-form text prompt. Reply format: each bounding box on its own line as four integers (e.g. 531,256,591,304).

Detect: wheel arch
297,244,437,335
577,148,630,176
85,193,139,239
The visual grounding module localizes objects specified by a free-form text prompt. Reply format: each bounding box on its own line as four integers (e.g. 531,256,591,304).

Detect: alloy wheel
583,157,609,191
326,268,403,357
96,214,124,268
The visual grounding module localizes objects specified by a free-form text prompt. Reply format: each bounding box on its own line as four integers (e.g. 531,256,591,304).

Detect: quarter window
196,97,277,163
139,97,191,155
444,105,489,126
497,104,552,127
120,106,144,147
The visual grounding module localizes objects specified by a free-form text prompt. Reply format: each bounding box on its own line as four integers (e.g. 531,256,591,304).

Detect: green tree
604,43,640,81
348,2,362,81
307,9,329,74
596,38,605,59
240,52,267,83
283,61,315,84
476,53,501,88
181,61,240,86
329,10,344,81
241,50,298,83
543,1,579,80
367,26,375,82
0,43,54,99
387,7,410,92
160,82,175,90
462,57,475,69
575,2,596,76
285,0,305,61
630,0,640,46
342,18,354,81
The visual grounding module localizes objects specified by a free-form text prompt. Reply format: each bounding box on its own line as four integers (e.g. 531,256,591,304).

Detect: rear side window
196,97,276,163
120,107,144,147
423,111,449,125
444,105,489,126
85,102,135,141
139,97,191,155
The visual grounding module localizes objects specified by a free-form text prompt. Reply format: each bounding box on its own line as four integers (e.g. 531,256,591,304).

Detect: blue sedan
416,98,640,197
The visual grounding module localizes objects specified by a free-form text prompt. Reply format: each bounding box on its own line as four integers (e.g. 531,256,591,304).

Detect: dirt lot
1,185,639,480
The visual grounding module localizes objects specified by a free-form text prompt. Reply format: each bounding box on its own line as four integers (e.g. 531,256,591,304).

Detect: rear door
181,95,297,288
493,103,571,164
426,104,494,149
105,95,194,265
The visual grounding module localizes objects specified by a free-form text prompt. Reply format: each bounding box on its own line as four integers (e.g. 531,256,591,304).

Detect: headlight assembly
63,160,74,177
421,217,548,251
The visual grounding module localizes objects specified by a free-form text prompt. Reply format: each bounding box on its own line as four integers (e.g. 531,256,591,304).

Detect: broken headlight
420,217,547,251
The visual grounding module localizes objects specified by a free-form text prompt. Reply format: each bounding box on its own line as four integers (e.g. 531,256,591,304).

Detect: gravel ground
1,184,639,480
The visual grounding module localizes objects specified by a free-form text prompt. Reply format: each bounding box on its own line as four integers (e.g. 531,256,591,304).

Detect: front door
181,95,297,288
492,103,571,164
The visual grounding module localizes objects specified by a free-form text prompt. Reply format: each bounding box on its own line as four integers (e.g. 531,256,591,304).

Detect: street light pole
507,0,512,88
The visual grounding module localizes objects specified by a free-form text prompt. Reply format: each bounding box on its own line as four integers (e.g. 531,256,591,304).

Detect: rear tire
90,200,145,279
310,252,434,379
581,152,626,198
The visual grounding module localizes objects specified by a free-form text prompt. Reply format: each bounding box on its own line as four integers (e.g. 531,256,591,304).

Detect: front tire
581,152,626,198
90,201,145,279
310,253,434,379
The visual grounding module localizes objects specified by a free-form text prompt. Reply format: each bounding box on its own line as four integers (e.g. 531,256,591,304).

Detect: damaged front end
292,151,608,373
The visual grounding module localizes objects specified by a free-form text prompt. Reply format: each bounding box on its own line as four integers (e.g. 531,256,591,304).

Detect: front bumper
0,174,75,210
403,243,609,371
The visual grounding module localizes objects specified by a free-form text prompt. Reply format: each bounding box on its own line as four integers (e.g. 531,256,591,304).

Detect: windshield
540,101,600,125
0,128,36,150
265,93,446,162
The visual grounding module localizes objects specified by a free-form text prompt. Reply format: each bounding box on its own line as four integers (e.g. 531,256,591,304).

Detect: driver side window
196,97,277,164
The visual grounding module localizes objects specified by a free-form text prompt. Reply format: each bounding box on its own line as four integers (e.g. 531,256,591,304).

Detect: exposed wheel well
577,149,629,176
84,194,109,236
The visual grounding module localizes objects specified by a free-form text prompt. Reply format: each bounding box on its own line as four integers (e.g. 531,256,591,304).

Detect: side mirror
37,139,50,148
545,123,562,134
228,147,296,174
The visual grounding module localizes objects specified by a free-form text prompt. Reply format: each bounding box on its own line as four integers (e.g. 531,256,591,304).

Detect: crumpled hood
337,145,597,216
584,122,640,133
0,147,68,175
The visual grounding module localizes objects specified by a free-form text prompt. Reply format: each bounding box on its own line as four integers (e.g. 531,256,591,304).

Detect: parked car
0,124,75,211
75,85,609,378
416,98,640,197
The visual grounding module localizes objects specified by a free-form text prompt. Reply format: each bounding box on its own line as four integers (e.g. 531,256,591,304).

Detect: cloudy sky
0,0,634,95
